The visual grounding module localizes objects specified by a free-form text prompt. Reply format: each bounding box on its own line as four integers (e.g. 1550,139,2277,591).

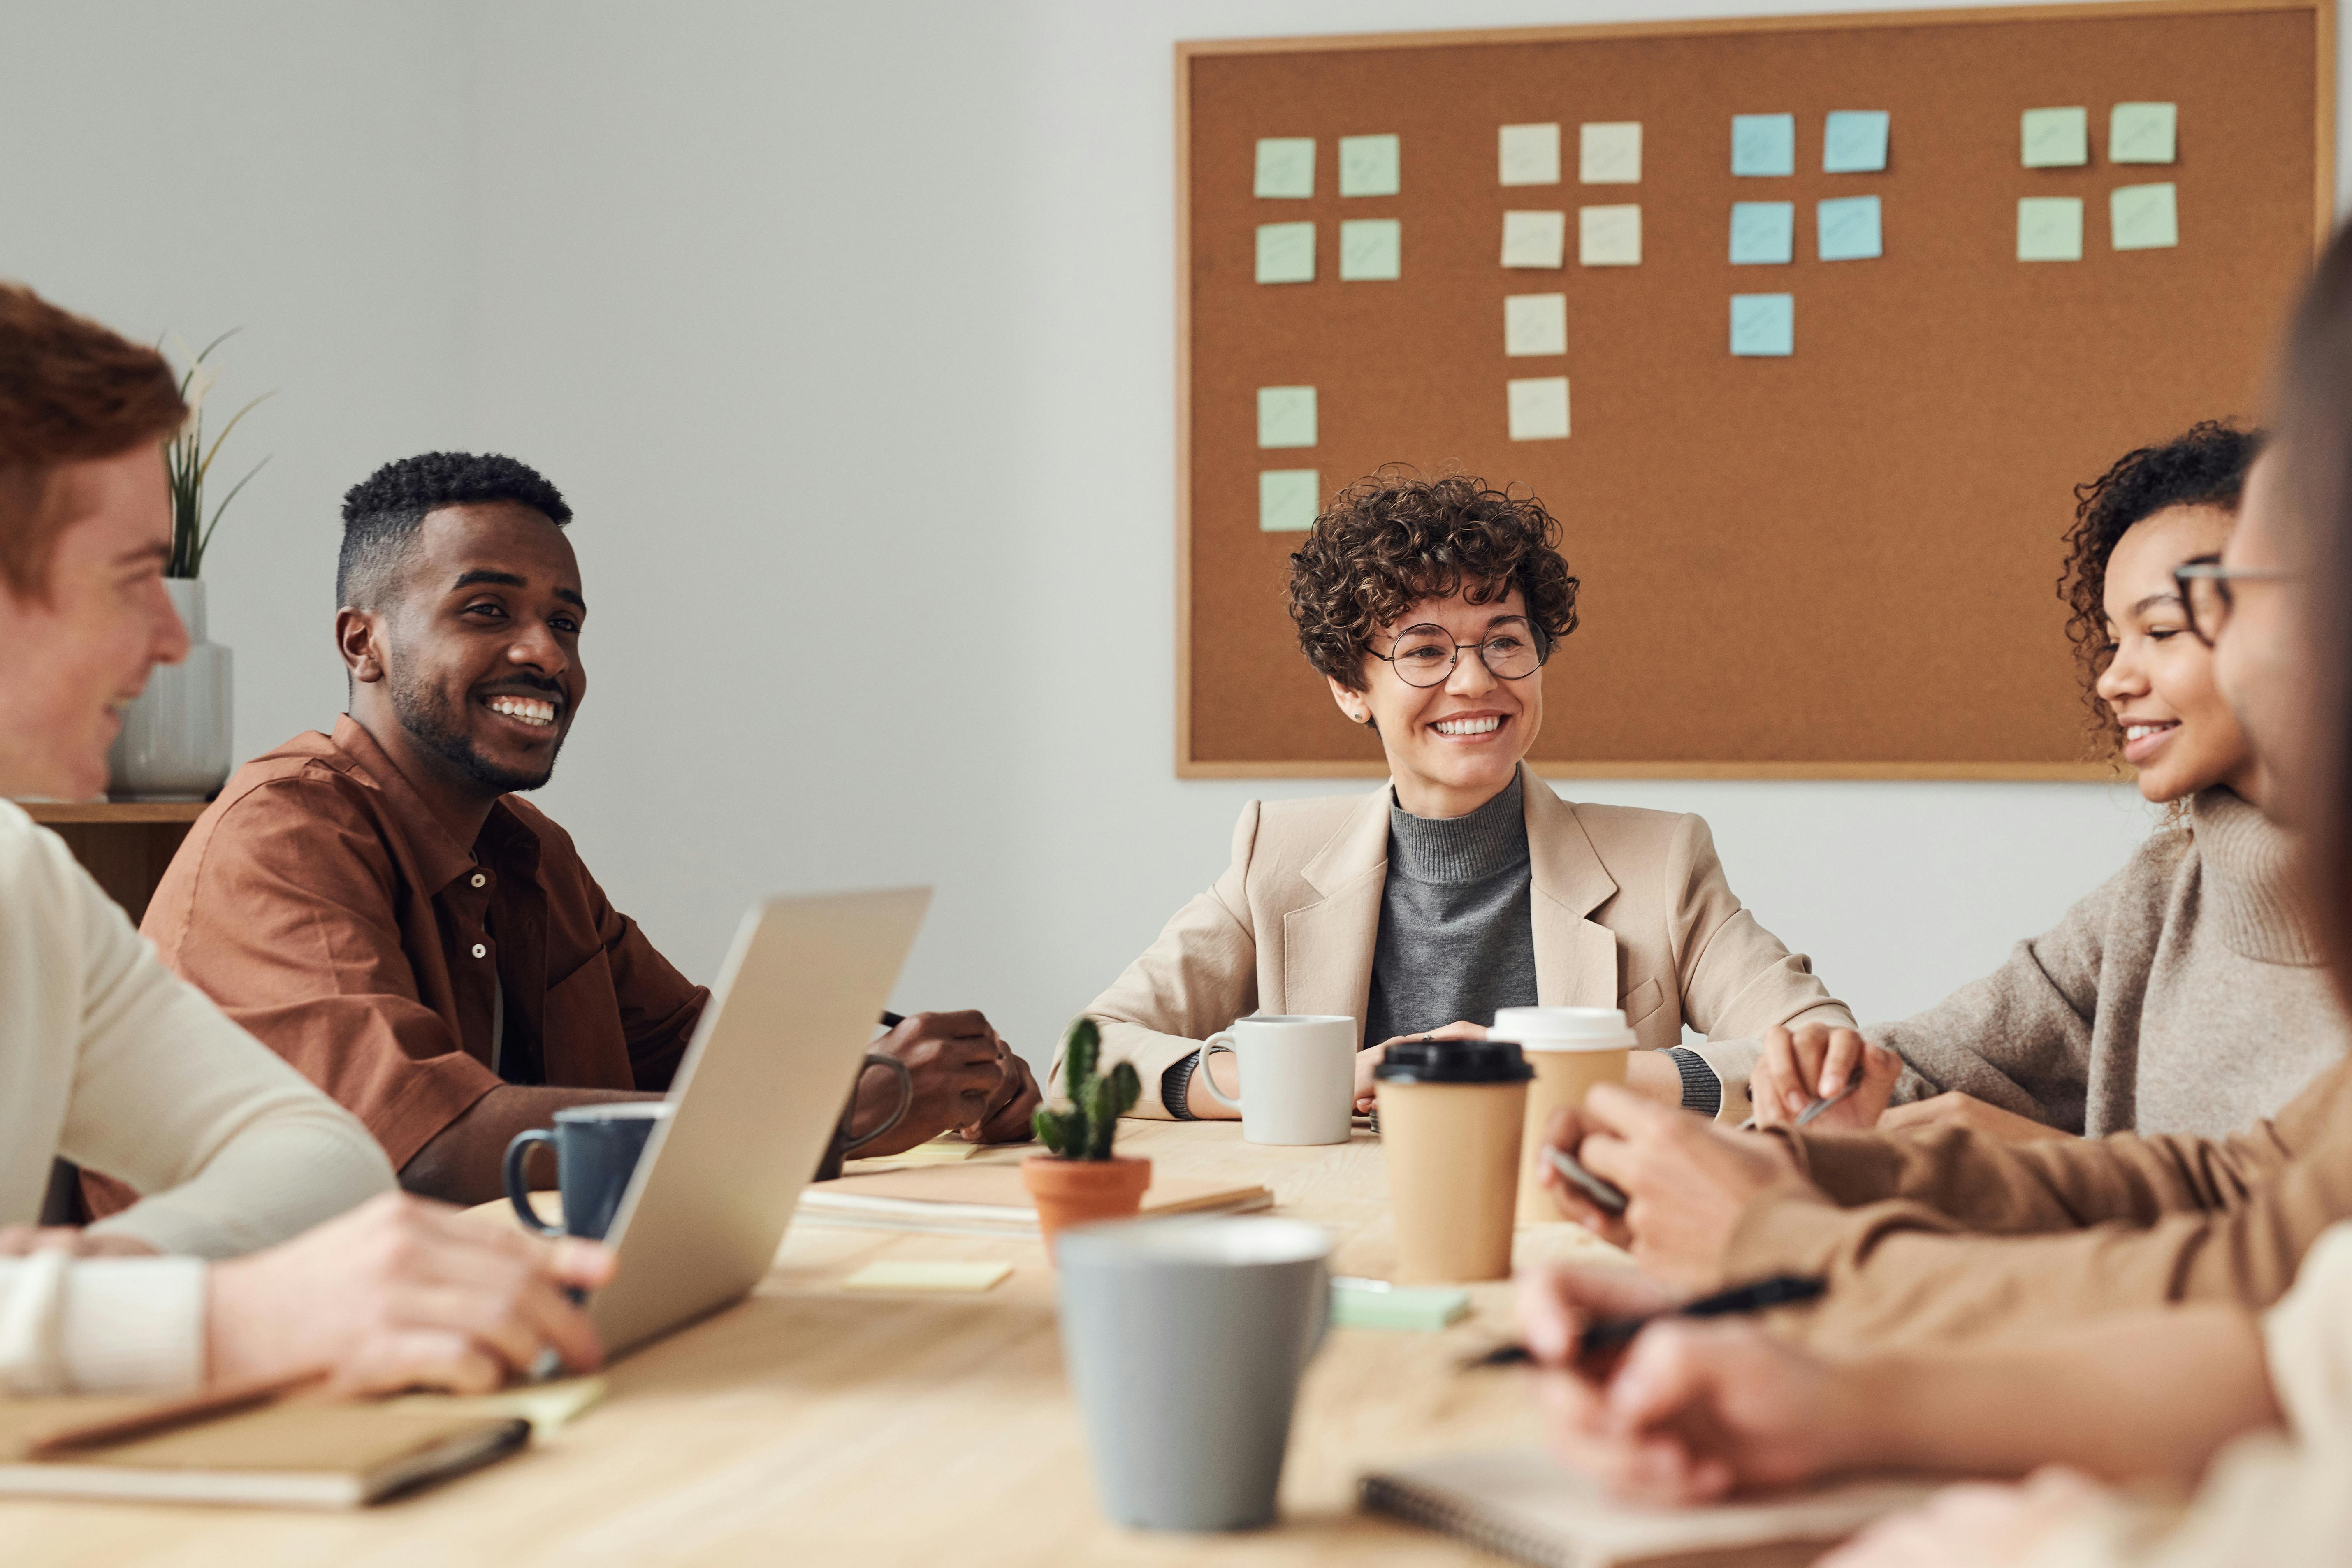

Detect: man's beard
390,670,563,795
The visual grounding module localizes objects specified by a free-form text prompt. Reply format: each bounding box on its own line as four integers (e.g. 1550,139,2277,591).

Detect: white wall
9,0,2338,1064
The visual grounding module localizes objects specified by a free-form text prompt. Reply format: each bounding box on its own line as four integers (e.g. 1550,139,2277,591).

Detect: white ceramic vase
107,577,232,800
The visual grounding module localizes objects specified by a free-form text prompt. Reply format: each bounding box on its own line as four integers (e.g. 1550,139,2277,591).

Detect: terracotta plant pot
1021,1154,1152,1259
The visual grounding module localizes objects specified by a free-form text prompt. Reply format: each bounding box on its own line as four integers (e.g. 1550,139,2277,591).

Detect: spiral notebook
1361,1447,1933,1568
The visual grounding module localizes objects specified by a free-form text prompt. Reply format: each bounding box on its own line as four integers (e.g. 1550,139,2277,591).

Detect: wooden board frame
1174,0,2335,781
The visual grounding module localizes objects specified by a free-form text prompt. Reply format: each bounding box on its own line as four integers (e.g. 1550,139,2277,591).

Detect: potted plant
1022,1017,1150,1256
107,332,271,801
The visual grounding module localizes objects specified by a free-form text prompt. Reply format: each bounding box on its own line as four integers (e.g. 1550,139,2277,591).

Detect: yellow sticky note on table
2017,197,2083,261
2110,102,2176,165
2111,182,2178,250
2021,107,2088,167
845,1260,1012,1293
1579,204,1641,267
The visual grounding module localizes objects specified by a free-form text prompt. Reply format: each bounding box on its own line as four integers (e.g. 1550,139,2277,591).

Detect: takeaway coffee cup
1194,1015,1356,1146
1492,1007,1638,1221
1373,1039,1531,1282
1055,1216,1332,1531
503,1102,673,1241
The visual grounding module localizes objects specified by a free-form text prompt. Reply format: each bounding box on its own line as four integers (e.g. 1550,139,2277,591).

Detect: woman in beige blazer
1086,471,1851,1122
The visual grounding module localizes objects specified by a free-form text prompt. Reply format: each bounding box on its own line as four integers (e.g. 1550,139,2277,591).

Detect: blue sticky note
1729,202,1794,264
1730,294,1793,357
1816,195,1882,261
1822,111,1889,173
1731,114,1795,176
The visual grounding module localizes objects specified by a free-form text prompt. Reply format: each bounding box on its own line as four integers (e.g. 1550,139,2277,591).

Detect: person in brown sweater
1522,395,2351,1355
1746,426,2346,1146
1517,220,2352,1568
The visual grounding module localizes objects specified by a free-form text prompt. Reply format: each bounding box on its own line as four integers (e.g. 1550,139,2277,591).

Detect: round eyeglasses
1367,617,1550,688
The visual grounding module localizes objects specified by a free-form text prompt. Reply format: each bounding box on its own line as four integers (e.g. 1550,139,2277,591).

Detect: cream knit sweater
1872,788,2348,1137
0,802,394,1393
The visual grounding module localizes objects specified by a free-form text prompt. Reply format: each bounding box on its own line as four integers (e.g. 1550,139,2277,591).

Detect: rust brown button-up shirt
133,714,706,1174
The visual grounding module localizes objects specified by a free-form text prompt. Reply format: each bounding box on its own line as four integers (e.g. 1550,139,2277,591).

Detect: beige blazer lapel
1280,781,1393,1038
1521,765,1621,1007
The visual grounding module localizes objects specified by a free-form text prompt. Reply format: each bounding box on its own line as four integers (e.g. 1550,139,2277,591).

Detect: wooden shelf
16,800,211,825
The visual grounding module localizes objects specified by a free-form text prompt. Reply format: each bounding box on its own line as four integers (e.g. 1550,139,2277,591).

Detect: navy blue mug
503,1102,672,1241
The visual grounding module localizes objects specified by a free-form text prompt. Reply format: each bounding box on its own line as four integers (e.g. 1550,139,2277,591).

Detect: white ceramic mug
1195,1015,1357,1146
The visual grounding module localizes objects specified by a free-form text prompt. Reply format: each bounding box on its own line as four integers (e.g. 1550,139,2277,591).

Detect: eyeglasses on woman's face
1366,616,1550,688
2173,556,2293,648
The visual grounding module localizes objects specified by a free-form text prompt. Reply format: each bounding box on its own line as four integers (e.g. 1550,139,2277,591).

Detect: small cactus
1035,1017,1140,1160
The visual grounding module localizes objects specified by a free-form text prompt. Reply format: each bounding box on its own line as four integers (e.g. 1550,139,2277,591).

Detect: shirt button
471,872,487,889
472,943,488,958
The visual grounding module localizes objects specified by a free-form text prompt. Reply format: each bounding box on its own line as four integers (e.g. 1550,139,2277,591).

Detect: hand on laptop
1540,1086,1811,1287
205,1192,613,1395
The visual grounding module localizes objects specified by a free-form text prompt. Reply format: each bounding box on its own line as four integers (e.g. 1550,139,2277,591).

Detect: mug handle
840,1053,916,1153
1304,1262,1332,1361
503,1129,566,1238
1196,1033,1243,1110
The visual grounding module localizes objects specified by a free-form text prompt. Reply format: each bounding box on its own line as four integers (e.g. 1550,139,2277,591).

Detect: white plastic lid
1490,1006,1638,1051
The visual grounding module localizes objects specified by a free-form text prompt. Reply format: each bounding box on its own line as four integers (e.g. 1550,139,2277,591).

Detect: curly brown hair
1287,468,1580,689
2059,422,2261,753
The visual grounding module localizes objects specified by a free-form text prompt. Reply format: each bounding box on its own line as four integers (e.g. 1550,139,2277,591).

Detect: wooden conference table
7,1121,1636,1566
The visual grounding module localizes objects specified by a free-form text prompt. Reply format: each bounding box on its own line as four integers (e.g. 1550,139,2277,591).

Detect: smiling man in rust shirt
96,452,1037,1211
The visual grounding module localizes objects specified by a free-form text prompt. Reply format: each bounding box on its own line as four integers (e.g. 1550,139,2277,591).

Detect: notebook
1361,1446,1933,1568
796,1162,1273,1236
0,1392,529,1508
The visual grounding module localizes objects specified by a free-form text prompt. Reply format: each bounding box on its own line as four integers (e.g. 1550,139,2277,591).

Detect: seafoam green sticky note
1822,110,1889,173
1260,469,1320,532
1257,385,1317,449
2017,196,2084,261
1338,218,1401,281
2111,182,2178,251
1338,133,1400,197
2021,107,2088,167
1329,1283,1471,1331
1255,221,1315,284
1816,195,1882,261
1253,137,1314,198
1503,292,1567,357
1731,113,1795,176
1507,376,1570,441
2110,102,2177,165
1729,201,1794,264
1730,294,1793,357
844,1260,1011,1293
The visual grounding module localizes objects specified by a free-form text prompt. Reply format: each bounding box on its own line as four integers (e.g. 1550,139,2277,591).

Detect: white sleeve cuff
0,1253,209,1395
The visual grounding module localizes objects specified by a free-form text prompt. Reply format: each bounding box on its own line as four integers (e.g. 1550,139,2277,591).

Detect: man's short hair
337,451,573,611
0,282,188,601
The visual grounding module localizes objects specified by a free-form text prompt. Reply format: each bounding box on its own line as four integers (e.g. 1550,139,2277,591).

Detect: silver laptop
585,887,931,1356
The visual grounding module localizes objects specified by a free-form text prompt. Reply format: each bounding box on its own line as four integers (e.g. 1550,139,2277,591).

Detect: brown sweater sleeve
1724,1055,2351,1351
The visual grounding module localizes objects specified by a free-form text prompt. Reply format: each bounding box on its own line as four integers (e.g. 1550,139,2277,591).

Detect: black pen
1577,1273,1826,1357
879,1011,904,1029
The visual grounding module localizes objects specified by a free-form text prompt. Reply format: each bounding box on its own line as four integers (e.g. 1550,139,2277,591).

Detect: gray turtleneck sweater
1876,787,2349,1138
1360,774,1539,1048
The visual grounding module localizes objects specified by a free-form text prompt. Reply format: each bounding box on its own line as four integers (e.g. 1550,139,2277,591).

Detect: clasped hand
850,1010,1041,1156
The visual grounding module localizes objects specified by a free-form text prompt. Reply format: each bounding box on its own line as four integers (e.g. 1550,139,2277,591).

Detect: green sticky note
2017,196,2084,261
1338,133,1400,197
844,1260,1011,1293
2111,182,2178,250
1731,113,1795,176
1329,1283,1470,1331
2021,107,2088,167
1816,195,1882,261
1255,222,1315,284
1253,137,1314,198
1257,385,1317,449
1730,294,1793,357
1339,218,1401,281
2110,102,2177,165
1822,111,1889,173
1260,469,1320,532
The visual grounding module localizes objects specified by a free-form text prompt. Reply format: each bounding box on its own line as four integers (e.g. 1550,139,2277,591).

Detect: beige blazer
1085,765,1851,1121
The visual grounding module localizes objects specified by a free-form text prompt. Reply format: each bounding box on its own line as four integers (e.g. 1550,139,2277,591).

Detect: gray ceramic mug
503,1102,673,1241
1055,1216,1332,1531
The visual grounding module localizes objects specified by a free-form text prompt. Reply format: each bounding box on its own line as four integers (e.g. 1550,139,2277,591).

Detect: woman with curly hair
1751,421,2347,1143
1083,470,1853,1123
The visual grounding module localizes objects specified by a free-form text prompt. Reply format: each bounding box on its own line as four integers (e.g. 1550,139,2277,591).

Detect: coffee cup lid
1373,1038,1534,1084
1490,1006,1638,1051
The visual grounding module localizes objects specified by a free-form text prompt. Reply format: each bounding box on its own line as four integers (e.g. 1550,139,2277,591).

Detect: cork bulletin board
1176,1,2333,779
